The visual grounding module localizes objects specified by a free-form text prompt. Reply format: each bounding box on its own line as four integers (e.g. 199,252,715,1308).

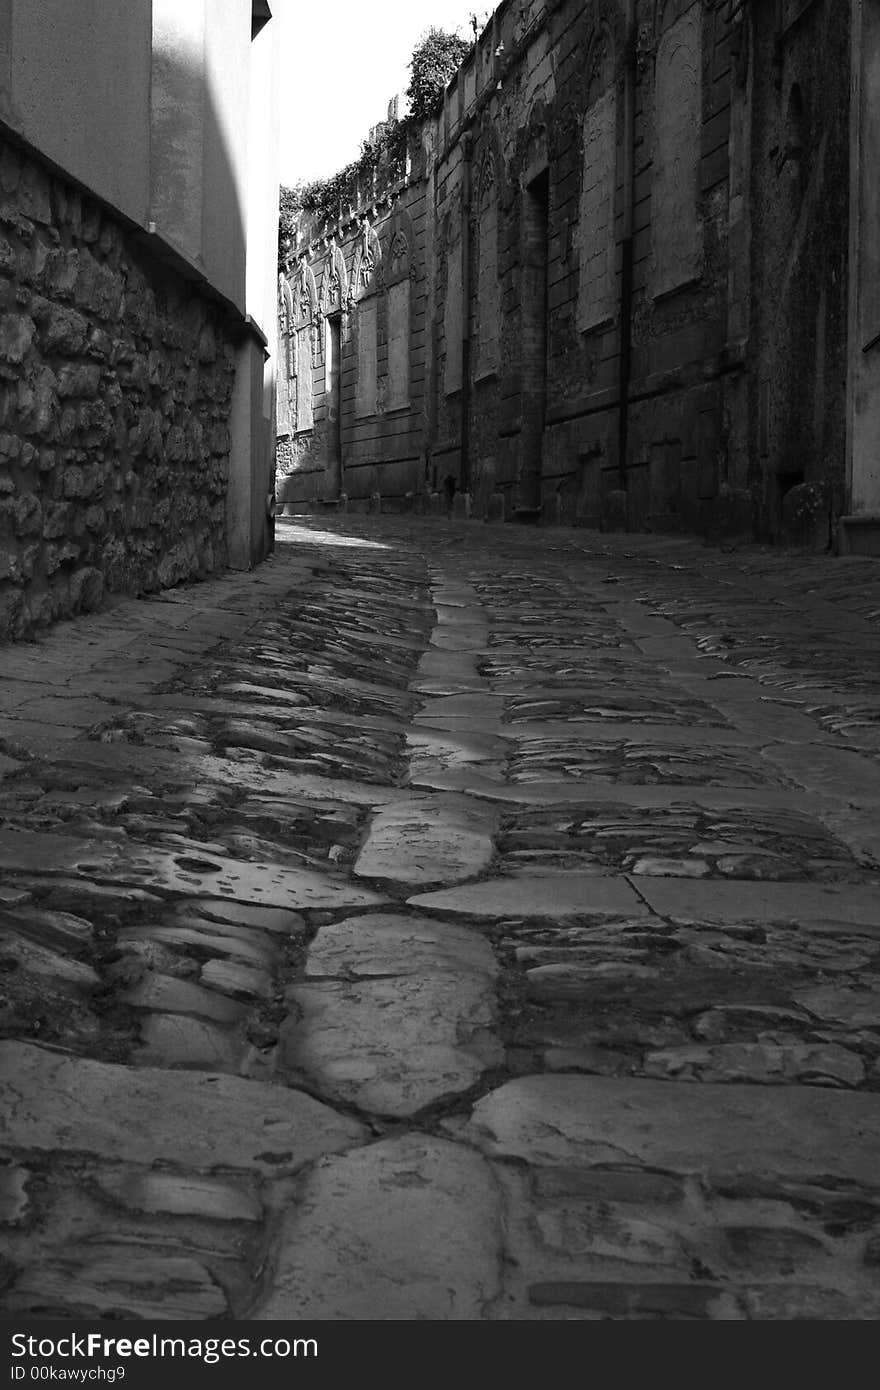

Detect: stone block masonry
278,0,862,549
0,136,239,642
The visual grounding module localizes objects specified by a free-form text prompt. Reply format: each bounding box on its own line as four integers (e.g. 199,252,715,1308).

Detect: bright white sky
275,0,493,186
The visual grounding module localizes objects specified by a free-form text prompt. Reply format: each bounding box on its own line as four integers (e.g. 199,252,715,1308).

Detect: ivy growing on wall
406,27,472,120
278,27,471,270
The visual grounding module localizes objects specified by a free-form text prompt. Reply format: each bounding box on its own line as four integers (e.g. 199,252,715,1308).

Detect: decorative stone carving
322,240,348,315
389,231,409,274
294,260,317,327
352,223,381,300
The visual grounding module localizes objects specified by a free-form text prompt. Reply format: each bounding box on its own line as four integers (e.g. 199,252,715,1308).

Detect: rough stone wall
0,136,237,643
277,0,855,546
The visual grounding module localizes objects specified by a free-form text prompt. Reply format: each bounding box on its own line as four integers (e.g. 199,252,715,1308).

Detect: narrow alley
2,514,880,1320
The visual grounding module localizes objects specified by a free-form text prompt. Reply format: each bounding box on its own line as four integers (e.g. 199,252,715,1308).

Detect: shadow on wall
0,1,275,642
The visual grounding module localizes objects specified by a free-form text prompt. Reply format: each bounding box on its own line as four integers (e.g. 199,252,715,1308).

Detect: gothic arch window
475,154,500,378
577,26,618,332
650,0,703,297
385,227,411,410
354,223,381,418
293,261,318,433
277,273,295,436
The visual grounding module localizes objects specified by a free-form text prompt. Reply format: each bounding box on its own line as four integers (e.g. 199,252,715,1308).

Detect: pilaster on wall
844,0,880,547
227,330,274,571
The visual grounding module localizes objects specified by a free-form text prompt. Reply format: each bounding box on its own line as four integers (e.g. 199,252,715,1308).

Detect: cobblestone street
2,515,880,1320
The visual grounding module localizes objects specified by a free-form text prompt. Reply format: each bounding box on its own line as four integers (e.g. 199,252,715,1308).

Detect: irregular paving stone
0,830,389,911
20,697,117,729
533,1167,686,1204
283,913,500,1116
411,648,484,691
413,693,506,730
0,1042,366,1173
137,1014,245,1070
464,1075,880,1184
1,905,93,952
429,625,489,652
643,1043,866,1087
254,1135,502,1319
527,962,661,999
301,911,495,980
227,769,409,808
122,973,246,1024
406,726,507,772
431,585,482,607
200,959,273,1000
763,743,880,805
11,877,163,911
97,1172,262,1222
0,933,99,991
123,923,276,967
7,1253,226,1320
633,879,880,928
186,899,307,934
0,887,32,906
793,984,880,1029
409,875,645,918
692,1005,813,1041
354,795,497,886
630,856,712,878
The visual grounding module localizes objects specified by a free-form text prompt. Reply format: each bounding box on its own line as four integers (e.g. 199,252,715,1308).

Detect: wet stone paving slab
1,516,880,1319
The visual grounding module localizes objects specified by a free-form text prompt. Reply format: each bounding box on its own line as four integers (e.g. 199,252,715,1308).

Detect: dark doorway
518,168,550,514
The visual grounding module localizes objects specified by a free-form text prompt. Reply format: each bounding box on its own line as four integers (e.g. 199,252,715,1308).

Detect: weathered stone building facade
0,0,280,642
278,0,880,552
